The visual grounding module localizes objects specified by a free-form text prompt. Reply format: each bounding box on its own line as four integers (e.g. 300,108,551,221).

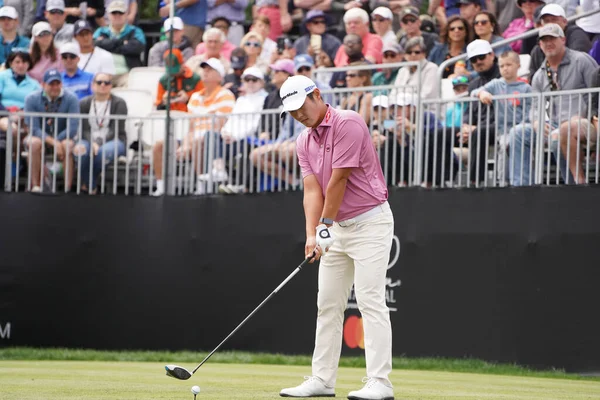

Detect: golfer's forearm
303,190,324,237
322,177,348,221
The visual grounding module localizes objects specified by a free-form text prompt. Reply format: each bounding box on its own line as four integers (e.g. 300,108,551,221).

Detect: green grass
1,347,598,382
1,361,600,399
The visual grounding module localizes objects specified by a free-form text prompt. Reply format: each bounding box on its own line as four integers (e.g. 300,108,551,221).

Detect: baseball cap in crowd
107,0,127,13
241,66,264,80
164,16,184,31
383,42,404,55
32,21,52,37
540,3,566,18
44,69,62,84
0,6,18,19
46,0,65,12
371,7,393,20
390,92,417,107
200,57,226,77
466,39,493,59
400,6,419,20
304,9,328,24
372,95,389,108
420,15,436,33
452,75,469,87
294,54,314,71
74,19,93,35
60,41,80,57
270,59,295,75
164,49,184,75
538,23,565,38
230,48,248,70
280,75,317,115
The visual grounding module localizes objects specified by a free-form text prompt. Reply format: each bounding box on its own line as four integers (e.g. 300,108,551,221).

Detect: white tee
79,47,117,76
89,99,111,143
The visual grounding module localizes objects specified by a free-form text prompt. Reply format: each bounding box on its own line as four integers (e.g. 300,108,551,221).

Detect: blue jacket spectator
60,42,93,100
0,6,31,66
0,52,40,110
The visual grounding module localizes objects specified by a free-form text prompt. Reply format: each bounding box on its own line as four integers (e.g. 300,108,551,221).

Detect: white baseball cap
279,75,317,116
60,41,80,56
46,0,65,12
32,21,52,37
200,57,226,78
372,95,389,108
540,3,566,18
0,6,18,19
241,66,264,80
371,7,393,20
390,93,417,107
164,16,184,31
466,39,493,59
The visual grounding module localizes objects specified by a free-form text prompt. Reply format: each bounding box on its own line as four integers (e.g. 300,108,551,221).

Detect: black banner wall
0,187,599,372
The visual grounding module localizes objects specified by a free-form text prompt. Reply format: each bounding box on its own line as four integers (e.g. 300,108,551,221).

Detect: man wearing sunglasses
93,0,145,87
397,6,438,56
44,0,74,49
372,43,404,96
60,41,94,100
293,10,341,64
460,39,500,184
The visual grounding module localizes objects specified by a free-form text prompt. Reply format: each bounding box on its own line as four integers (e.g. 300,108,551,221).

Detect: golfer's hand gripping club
316,224,335,254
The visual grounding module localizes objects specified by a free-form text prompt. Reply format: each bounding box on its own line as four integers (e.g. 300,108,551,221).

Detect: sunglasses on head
402,18,418,24
95,80,112,86
244,41,261,48
49,9,64,15
474,19,490,26
449,25,466,31
243,77,259,83
61,53,77,60
469,54,488,63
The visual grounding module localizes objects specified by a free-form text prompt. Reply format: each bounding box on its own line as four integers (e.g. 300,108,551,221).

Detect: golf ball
191,385,200,395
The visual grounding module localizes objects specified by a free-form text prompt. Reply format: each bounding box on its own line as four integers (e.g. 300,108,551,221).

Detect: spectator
155,48,203,112
250,15,277,66
29,21,64,84
397,6,438,55
196,17,235,60
186,28,232,77
153,58,234,196
206,1,246,46
528,4,592,81
471,51,532,186
445,75,469,131
334,8,383,66
93,0,145,87
330,33,368,88
395,37,439,100
255,58,291,142
473,11,511,57
373,43,404,96
60,42,93,100
340,61,373,124
495,0,524,32
0,6,31,67
0,51,40,139
44,0,74,48
158,0,207,49
458,0,481,25
223,47,247,98
520,3,545,55
294,54,334,106
23,69,79,192
577,0,600,43
428,15,473,78
371,7,396,45
253,0,291,41
73,72,127,194
460,39,500,184
518,24,598,185
73,19,115,75
148,17,193,68
238,31,268,74
62,0,104,28
293,10,341,64
3,1,35,38
503,0,543,53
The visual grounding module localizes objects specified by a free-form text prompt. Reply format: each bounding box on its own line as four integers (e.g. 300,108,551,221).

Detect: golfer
279,75,395,400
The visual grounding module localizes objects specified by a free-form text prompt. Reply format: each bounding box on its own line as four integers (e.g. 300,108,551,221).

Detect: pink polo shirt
296,106,388,222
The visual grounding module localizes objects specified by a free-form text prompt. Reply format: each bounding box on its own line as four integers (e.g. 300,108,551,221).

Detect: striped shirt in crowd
187,86,235,134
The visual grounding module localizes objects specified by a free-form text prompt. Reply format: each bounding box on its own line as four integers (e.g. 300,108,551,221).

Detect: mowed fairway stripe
0,361,599,399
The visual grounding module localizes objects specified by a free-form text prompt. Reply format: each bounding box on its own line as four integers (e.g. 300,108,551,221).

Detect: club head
165,364,193,380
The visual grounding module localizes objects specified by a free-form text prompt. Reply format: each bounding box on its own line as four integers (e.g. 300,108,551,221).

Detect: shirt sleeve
331,118,364,169
296,135,313,178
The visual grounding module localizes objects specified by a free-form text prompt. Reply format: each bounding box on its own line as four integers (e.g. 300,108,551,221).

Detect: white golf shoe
280,376,335,397
347,377,394,400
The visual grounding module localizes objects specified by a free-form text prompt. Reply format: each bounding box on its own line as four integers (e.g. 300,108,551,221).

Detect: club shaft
191,256,313,375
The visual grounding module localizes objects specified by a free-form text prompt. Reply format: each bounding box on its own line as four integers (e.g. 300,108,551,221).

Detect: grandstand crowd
1,0,600,194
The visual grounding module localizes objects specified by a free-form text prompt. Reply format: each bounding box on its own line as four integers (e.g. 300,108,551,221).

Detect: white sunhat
241,66,264,80
279,75,317,116
466,39,493,59
200,57,226,78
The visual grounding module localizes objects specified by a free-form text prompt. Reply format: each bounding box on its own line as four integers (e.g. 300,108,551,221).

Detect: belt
337,202,390,227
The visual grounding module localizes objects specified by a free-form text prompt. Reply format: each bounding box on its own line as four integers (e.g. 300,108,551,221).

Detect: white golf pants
312,202,394,388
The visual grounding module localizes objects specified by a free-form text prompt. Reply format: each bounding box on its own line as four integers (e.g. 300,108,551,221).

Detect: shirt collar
311,105,333,136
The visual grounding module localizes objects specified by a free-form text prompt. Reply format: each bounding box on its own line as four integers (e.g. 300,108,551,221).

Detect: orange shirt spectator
156,49,204,112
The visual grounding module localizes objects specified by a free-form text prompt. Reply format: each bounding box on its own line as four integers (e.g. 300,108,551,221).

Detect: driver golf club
165,252,316,380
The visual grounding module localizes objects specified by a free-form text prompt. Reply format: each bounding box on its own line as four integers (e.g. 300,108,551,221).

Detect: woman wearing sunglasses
503,0,545,53
73,73,127,194
472,11,511,57
395,36,439,100
239,31,268,75
428,15,473,78
28,21,63,84
340,61,373,125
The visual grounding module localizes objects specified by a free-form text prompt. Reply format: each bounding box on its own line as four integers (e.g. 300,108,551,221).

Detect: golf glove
316,224,335,253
